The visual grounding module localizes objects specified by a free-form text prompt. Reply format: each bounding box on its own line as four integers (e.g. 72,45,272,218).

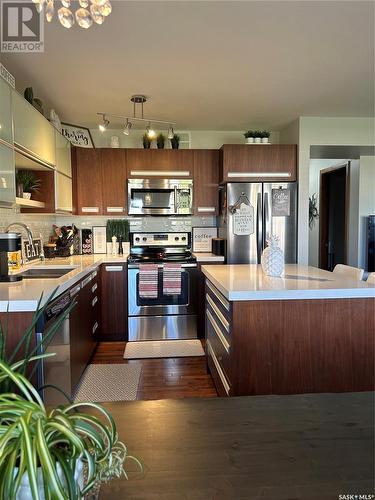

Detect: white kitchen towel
139,263,158,298
163,263,182,295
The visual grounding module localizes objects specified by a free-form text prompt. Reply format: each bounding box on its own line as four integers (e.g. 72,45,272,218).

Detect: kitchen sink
19,267,77,279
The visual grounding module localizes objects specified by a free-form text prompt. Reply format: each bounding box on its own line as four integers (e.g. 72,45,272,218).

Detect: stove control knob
135,237,140,242
142,237,147,242
175,237,179,241
181,236,186,241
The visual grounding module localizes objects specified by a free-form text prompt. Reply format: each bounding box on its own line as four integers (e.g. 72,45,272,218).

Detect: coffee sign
192,227,218,252
272,188,290,217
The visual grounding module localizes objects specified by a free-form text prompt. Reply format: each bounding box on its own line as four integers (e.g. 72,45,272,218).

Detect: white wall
89,129,280,149
358,156,375,269
280,117,375,264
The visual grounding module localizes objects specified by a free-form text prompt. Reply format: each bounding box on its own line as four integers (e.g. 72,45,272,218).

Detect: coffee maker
0,233,22,282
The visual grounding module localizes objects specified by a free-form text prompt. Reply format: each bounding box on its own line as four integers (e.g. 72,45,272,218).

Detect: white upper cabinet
12,90,56,166
0,78,13,146
0,143,16,207
55,129,71,176
55,171,72,212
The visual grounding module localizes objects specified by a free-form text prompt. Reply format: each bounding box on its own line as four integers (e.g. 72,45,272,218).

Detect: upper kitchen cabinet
220,144,297,183
0,143,16,208
193,150,219,215
12,90,56,166
55,130,72,176
127,149,194,178
0,78,13,146
72,147,103,214
101,149,127,214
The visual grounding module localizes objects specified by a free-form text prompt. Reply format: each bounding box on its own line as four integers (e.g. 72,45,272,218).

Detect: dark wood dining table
99,392,374,499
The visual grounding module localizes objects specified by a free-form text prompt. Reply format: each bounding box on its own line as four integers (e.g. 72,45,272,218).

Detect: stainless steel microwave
128,179,193,215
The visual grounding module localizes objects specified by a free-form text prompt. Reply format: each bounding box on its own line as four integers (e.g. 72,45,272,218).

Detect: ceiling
2,1,374,130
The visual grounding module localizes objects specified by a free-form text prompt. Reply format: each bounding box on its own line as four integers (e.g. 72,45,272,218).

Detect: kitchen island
201,264,375,396
99,392,374,499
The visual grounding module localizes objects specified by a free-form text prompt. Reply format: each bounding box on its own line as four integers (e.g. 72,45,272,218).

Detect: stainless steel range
127,232,198,341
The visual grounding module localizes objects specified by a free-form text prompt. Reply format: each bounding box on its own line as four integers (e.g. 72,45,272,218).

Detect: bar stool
332,264,364,281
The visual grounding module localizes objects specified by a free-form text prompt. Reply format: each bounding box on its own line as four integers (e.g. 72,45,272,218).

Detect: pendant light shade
146,125,156,139
123,120,132,135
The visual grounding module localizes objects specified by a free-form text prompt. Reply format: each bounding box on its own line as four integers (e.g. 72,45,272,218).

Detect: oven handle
128,263,197,269
174,186,178,213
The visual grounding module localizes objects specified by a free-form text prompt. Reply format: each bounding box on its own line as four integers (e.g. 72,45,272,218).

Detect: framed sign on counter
192,227,218,252
92,226,107,254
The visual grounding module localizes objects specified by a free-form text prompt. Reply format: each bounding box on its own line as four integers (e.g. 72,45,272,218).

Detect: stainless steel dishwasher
36,291,73,405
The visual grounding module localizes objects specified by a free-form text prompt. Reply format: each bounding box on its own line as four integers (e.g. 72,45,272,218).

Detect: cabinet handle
130,170,190,177
106,207,124,213
207,340,230,395
82,207,99,213
92,296,98,307
206,281,230,311
207,309,230,353
91,283,98,293
92,322,99,334
206,294,229,332
105,266,123,272
82,275,92,288
227,172,291,178
197,207,215,212
91,270,97,279
70,284,81,298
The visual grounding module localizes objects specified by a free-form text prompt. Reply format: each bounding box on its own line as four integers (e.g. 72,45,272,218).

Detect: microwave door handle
174,186,178,213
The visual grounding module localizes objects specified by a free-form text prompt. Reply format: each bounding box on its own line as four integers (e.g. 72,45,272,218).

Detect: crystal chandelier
33,0,112,29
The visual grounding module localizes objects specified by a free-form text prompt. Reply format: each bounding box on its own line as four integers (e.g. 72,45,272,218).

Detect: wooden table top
99,392,374,499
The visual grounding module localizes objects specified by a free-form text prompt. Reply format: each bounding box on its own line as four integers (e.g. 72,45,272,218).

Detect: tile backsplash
0,207,217,247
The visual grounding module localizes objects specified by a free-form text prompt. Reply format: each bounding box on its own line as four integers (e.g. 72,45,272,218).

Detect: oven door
128,264,198,317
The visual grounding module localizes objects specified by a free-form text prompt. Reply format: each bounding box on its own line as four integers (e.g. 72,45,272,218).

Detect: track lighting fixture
98,114,109,132
167,126,174,139
123,119,132,136
146,124,156,139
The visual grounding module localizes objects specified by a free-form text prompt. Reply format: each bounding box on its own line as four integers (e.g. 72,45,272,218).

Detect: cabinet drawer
206,281,231,323
206,340,230,396
206,310,230,382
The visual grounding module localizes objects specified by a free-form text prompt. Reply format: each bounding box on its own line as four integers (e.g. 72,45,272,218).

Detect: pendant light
98,114,109,132
123,119,132,136
167,126,174,139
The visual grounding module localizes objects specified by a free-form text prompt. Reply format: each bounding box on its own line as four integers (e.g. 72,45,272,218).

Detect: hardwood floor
91,341,218,400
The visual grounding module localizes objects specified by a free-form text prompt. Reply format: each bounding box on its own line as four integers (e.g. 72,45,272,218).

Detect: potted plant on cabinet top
16,170,42,200
156,133,165,149
261,130,271,144
244,131,255,144
253,130,262,144
142,133,151,149
170,134,180,150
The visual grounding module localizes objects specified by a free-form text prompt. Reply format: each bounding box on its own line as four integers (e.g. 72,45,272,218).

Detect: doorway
319,164,349,270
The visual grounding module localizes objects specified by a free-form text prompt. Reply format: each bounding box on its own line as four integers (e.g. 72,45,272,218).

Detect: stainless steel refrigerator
219,182,298,264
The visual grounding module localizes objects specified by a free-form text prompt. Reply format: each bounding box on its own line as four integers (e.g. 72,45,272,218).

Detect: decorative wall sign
272,188,290,217
233,203,254,236
0,63,15,88
92,226,107,254
61,122,95,148
22,238,42,262
192,227,218,252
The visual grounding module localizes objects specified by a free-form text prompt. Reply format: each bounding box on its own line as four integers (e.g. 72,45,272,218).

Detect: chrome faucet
5,223,34,246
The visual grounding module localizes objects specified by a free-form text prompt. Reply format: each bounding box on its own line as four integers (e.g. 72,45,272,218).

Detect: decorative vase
254,137,261,144
22,192,32,200
15,459,84,500
110,136,120,148
246,137,254,144
261,234,284,277
16,183,23,198
261,137,269,144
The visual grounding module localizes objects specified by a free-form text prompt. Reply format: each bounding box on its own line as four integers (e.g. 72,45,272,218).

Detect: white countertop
192,253,225,262
2,254,129,312
201,264,375,301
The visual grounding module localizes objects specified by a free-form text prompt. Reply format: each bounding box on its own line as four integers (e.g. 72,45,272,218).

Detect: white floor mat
123,339,205,359
74,363,141,402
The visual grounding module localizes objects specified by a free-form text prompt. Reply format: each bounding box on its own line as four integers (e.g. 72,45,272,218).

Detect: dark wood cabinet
70,271,99,393
193,150,219,215
220,144,297,183
100,263,127,341
101,149,127,215
72,147,103,215
127,149,194,178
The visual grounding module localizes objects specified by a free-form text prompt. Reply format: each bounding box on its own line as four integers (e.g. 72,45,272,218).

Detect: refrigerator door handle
256,192,262,264
264,191,269,246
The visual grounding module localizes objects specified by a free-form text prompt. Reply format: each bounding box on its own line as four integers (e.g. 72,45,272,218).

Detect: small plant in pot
253,130,263,144
170,134,180,150
16,170,41,200
156,133,165,149
260,130,271,144
142,133,151,149
244,131,255,144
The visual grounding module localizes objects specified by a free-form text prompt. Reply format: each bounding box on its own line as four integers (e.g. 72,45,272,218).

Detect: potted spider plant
261,130,271,144
156,133,165,149
170,133,180,150
0,289,141,498
244,130,255,144
16,170,42,200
